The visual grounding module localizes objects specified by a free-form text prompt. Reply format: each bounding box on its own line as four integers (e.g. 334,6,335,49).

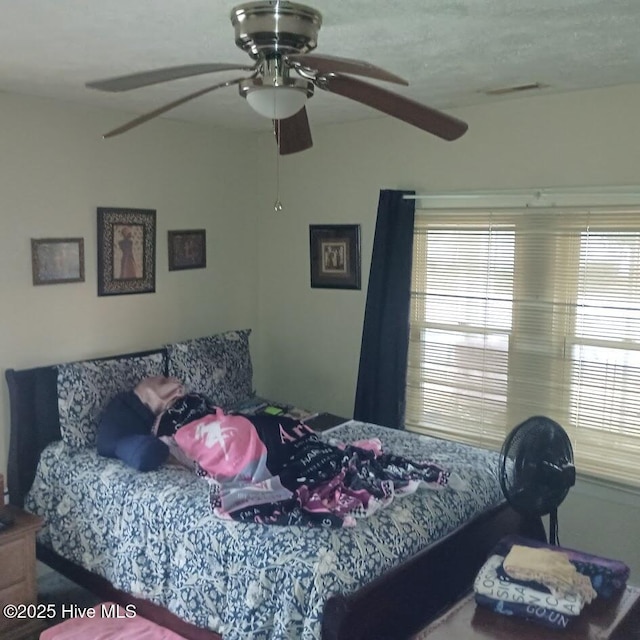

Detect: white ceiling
2,0,640,137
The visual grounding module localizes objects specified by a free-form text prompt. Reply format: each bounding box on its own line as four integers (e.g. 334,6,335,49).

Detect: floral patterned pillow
57,352,166,448
167,329,254,409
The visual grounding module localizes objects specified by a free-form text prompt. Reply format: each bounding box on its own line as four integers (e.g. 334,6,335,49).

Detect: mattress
25,421,505,640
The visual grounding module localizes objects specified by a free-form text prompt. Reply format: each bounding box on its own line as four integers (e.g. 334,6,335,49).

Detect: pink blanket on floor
40,602,187,640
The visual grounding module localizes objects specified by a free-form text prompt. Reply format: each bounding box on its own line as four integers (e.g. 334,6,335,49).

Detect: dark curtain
353,189,416,429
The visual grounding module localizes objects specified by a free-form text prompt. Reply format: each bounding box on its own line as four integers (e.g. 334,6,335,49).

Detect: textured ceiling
1,0,640,136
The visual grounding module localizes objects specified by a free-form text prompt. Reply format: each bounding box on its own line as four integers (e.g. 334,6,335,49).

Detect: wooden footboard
322,503,546,640
37,503,544,640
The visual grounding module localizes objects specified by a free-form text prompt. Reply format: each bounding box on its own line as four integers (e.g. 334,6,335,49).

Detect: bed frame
5,351,546,640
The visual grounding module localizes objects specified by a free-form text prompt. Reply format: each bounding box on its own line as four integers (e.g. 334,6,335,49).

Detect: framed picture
97,207,156,296
31,237,85,285
309,224,361,289
168,229,207,271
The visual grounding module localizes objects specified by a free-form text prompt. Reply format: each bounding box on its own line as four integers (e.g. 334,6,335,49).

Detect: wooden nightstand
413,585,640,639
0,505,45,640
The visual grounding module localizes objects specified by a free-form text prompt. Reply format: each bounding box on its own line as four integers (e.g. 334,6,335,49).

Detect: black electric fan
499,416,576,545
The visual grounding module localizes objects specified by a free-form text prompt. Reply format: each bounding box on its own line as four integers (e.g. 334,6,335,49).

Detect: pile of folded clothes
473,535,630,630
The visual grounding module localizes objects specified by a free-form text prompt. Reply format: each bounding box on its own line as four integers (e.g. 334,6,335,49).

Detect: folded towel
474,554,585,616
474,592,576,630
493,534,629,598
503,544,597,603
496,563,551,594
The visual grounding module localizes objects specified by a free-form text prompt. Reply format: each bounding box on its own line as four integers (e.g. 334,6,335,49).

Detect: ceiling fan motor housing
231,1,323,58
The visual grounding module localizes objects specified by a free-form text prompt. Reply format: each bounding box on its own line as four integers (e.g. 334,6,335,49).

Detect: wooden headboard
5,348,167,508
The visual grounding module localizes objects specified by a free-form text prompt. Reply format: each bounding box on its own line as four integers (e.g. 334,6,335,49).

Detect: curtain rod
403,186,640,208
403,186,640,199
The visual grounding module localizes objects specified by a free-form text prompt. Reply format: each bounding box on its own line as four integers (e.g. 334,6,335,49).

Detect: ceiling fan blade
320,74,468,141
274,107,313,155
287,53,408,86
102,76,249,139
86,63,254,92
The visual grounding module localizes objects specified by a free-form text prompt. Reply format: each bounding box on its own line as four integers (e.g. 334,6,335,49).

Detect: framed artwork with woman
97,207,156,296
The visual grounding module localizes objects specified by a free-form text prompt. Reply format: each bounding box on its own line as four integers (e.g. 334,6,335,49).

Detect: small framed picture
309,224,361,289
168,229,207,271
97,207,156,296
31,238,85,285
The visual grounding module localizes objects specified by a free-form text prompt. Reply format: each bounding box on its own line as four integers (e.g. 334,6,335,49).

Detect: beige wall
254,83,640,578
1,83,638,581
255,83,640,415
0,92,261,480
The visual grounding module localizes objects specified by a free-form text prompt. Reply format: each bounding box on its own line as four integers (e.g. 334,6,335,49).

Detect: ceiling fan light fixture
240,76,314,119
246,85,307,119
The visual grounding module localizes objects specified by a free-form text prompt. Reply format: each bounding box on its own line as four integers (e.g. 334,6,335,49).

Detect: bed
5,330,546,640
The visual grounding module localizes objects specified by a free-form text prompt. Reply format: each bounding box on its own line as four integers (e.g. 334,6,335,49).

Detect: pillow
97,390,155,456
57,352,165,448
134,375,185,415
96,390,169,472
167,329,254,408
114,435,169,472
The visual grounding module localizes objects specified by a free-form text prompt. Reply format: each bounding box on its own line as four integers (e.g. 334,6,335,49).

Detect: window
405,207,640,487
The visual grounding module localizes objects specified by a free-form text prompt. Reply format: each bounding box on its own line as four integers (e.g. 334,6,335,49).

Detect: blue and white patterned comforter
25,421,505,640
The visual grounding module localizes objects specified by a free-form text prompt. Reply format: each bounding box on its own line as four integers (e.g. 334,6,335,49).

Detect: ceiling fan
86,0,468,154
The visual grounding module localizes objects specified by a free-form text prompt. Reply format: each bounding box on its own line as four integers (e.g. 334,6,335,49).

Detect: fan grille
500,416,575,517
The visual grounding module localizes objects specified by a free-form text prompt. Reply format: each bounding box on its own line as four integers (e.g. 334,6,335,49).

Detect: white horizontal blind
405,207,640,487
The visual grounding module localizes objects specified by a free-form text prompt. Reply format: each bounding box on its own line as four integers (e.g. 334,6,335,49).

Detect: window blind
405,207,640,487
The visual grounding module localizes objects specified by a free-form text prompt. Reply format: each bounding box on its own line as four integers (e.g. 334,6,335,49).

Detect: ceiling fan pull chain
274,117,283,212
